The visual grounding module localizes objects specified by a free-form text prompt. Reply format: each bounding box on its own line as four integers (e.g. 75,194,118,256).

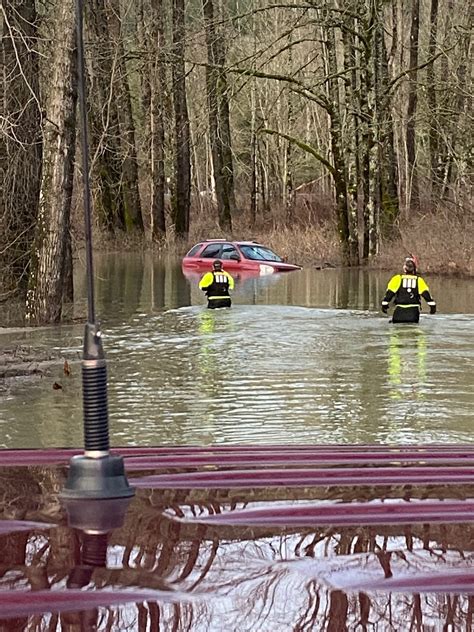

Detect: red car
182,240,302,275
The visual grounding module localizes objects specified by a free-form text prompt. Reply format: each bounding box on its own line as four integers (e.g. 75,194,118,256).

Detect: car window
186,244,202,257
221,244,239,260
201,243,222,258
239,245,283,262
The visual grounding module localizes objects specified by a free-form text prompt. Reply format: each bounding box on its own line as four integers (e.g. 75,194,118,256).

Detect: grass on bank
90,208,473,277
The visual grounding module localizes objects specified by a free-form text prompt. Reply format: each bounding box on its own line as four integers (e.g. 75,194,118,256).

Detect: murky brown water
1,255,473,630
1,254,473,449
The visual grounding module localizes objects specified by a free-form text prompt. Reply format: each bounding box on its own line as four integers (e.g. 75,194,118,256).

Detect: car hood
267,262,302,271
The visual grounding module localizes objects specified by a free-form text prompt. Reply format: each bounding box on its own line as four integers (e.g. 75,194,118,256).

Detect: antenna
61,0,133,500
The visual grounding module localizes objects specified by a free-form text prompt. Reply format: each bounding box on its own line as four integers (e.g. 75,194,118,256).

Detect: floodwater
1,254,473,629
0,254,473,448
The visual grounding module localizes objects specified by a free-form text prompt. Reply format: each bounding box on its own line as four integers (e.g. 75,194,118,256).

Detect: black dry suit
382,274,436,323
198,270,234,309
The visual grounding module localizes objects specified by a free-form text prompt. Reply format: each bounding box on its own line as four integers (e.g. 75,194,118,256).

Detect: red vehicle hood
182,261,301,282
266,262,301,272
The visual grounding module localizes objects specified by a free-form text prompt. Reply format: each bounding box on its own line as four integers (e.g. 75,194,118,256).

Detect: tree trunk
406,0,420,210
438,1,471,201
359,1,381,258
171,0,191,237
376,13,399,237
249,74,258,226
142,0,167,239
321,12,358,266
284,30,296,223
427,0,439,199
360,10,372,261
203,0,234,231
63,222,74,303
340,9,359,260
1,0,42,296
85,0,126,232
25,0,77,324
106,0,144,232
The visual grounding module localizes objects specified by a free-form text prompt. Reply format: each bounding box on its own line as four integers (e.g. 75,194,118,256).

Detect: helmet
404,255,417,274
213,259,223,271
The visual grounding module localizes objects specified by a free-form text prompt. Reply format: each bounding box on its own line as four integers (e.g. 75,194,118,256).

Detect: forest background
1,0,472,323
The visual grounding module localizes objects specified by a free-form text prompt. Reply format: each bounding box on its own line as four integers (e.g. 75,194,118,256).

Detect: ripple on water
1,303,473,447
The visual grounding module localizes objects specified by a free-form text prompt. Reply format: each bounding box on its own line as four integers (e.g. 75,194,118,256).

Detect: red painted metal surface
124,451,474,469
0,589,186,619
1,445,474,466
177,500,474,527
350,572,474,594
132,465,474,488
1,444,473,626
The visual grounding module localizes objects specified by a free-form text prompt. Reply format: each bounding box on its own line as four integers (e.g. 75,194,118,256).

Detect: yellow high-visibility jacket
199,270,234,299
382,274,435,309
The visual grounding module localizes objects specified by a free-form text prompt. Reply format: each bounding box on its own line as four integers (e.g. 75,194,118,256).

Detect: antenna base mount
61,454,135,499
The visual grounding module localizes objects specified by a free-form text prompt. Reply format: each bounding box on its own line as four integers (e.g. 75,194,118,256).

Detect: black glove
381,304,388,314
429,303,437,315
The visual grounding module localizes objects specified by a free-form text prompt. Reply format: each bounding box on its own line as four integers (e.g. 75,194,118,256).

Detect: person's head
403,256,417,274
213,259,223,271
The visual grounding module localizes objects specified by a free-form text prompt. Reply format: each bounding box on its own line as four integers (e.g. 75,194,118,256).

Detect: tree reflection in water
0,451,473,630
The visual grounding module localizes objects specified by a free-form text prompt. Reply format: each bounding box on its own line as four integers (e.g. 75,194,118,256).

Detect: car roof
201,240,264,246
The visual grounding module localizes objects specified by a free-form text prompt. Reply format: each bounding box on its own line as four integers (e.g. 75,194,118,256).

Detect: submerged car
182,240,301,275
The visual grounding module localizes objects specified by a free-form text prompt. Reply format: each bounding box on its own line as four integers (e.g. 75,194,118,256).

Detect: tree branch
385,49,451,95
261,128,336,177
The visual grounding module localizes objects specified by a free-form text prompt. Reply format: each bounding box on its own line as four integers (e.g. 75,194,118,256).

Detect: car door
219,243,242,270
197,243,224,267
183,243,204,267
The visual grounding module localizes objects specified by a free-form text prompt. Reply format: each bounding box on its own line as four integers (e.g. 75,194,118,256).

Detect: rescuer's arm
381,275,400,313
226,273,235,291
198,272,213,291
418,277,436,314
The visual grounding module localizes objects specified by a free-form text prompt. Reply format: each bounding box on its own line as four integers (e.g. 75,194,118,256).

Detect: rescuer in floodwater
381,256,437,323
198,260,234,309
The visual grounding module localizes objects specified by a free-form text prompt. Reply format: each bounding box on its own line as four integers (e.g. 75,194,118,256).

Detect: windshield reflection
238,245,283,262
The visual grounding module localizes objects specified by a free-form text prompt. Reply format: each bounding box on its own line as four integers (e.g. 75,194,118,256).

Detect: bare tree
86,0,127,232
141,0,168,239
427,0,440,200
203,0,236,231
25,0,77,324
320,6,359,265
1,0,469,311
406,0,420,210
171,0,191,238
1,0,42,297
106,0,144,231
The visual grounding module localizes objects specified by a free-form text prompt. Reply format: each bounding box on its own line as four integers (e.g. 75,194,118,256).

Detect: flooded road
1,255,473,629
0,255,473,448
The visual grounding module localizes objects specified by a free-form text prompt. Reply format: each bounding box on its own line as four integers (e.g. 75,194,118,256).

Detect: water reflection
387,326,427,400
0,463,472,630
92,254,191,317
196,310,227,387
